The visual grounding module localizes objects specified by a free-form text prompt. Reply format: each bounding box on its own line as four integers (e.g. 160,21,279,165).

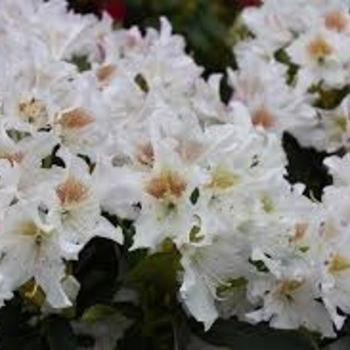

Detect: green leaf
18,334,48,350
74,238,120,314
314,86,350,110
134,73,149,93
112,302,143,320
325,337,350,350
248,258,269,273
81,304,116,323
195,318,319,350
172,314,191,350
0,297,47,350
283,132,333,201
125,251,180,293
43,316,78,350
190,187,200,205
117,323,151,350
122,251,182,349
189,226,204,243
69,55,91,72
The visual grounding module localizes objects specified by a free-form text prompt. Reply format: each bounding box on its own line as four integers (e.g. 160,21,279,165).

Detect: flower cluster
227,0,350,337
0,0,349,341
234,0,350,152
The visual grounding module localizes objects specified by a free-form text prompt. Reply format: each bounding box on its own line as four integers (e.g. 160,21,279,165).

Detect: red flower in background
99,0,126,21
238,0,261,8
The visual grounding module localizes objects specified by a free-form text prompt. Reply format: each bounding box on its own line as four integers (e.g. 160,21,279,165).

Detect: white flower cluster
0,0,349,340
234,0,350,152
221,0,350,337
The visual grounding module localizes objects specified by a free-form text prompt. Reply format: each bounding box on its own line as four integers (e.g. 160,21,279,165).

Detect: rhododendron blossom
1,0,350,344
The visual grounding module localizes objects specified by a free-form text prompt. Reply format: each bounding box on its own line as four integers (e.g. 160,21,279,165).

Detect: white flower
131,144,202,249
179,237,251,330
316,96,350,152
247,249,335,337
191,74,228,123
324,153,350,187
47,154,123,253
0,201,76,308
319,229,350,330
0,0,99,61
0,129,61,202
228,58,317,136
53,75,110,159
240,1,293,52
286,28,350,89
316,154,350,330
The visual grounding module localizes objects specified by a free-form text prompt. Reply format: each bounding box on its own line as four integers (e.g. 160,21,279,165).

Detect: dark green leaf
283,132,333,201
0,297,47,350
190,188,200,205
134,73,149,93
74,238,119,314
125,251,180,292
324,337,350,350
18,334,48,350
172,314,191,350
195,318,319,350
69,55,92,72
81,304,116,323
43,316,77,350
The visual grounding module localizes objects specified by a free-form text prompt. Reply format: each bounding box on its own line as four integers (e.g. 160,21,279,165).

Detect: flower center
135,142,154,167
278,279,304,297
324,11,347,32
290,222,308,244
146,170,187,200
18,98,48,126
56,177,89,205
307,37,333,62
328,254,350,273
58,108,94,129
1,151,24,165
207,165,239,190
251,108,274,128
96,64,116,82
